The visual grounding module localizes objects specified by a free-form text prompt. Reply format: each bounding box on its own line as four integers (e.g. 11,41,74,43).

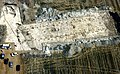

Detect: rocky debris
36,7,61,22
36,6,112,22
0,0,119,24
76,36,120,47
21,9,117,51
42,35,120,57
19,35,120,57
0,3,118,53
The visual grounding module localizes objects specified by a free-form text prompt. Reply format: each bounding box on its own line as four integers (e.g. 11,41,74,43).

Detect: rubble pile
36,7,111,22
20,9,117,50
0,3,118,52
42,35,120,57
36,7,61,22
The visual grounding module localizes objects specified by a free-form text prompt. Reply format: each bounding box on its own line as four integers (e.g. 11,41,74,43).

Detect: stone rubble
21,9,117,51
42,35,120,57
0,4,118,54
36,6,111,22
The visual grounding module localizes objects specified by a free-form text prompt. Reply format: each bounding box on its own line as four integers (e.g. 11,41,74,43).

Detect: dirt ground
0,44,24,74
